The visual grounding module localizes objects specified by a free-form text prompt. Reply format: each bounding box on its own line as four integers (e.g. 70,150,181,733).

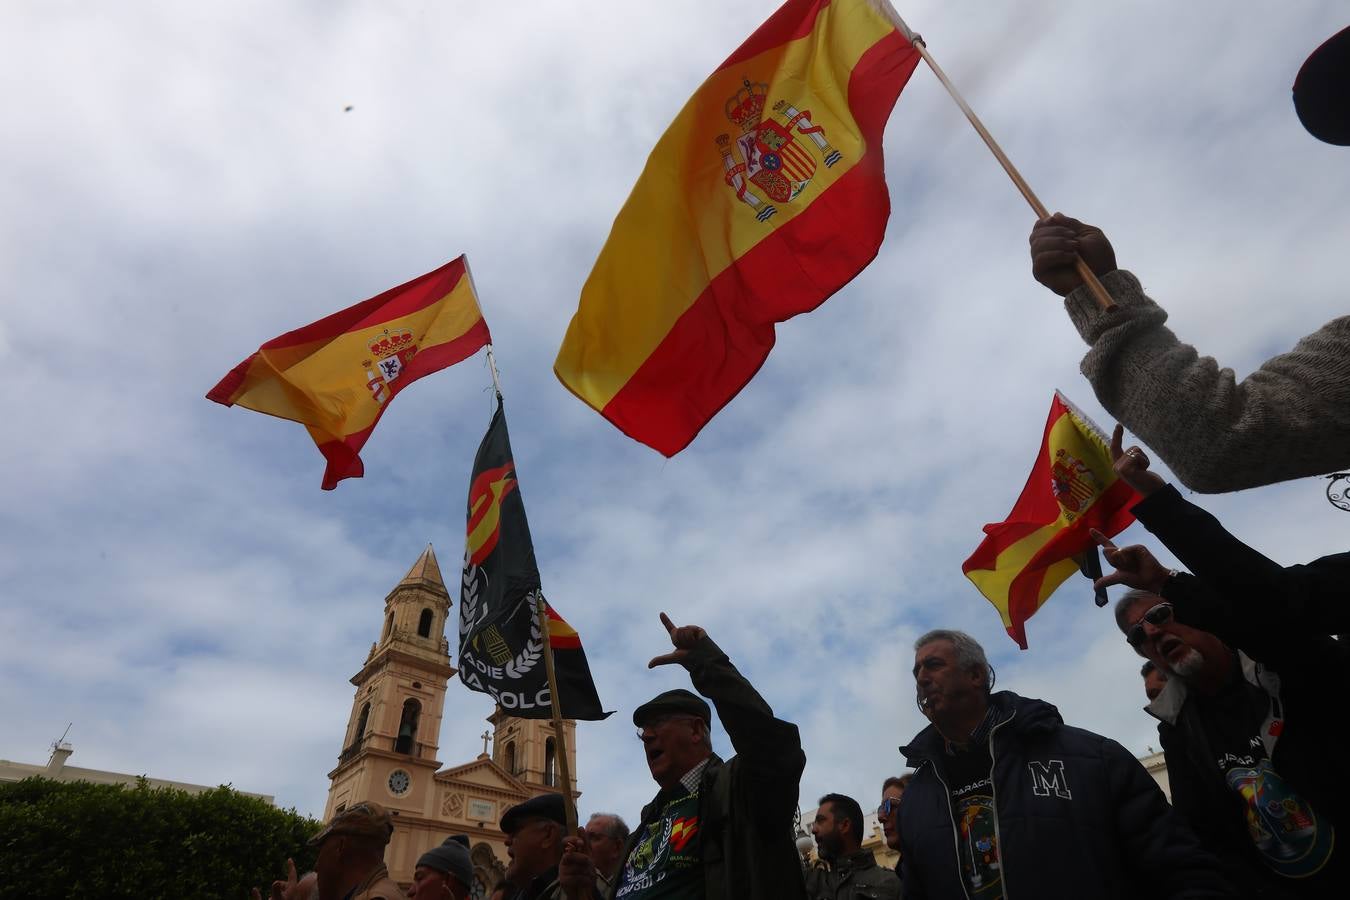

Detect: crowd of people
251,22,1348,900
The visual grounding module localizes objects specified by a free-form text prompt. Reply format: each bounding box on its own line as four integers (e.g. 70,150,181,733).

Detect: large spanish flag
963,392,1139,649
555,0,920,455
207,257,490,489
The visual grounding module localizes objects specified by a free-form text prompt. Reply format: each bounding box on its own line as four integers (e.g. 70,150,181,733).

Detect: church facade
323,546,577,895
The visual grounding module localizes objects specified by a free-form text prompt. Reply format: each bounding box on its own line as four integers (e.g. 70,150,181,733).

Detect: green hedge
0,777,322,898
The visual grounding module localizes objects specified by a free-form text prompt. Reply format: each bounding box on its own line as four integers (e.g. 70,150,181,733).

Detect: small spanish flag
555,0,920,455
962,392,1139,649
207,257,489,489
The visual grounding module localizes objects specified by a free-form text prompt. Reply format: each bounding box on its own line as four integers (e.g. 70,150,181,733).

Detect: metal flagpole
534,592,579,833
459,256,507,399
873,2,1117,312
484,343,504,400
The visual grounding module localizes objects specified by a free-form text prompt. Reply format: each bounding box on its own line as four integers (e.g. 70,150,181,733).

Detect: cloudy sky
2,0,1345,839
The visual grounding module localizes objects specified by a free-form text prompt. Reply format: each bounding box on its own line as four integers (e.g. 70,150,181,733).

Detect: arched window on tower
417,608,434,638
383,611,395,641
353,703,370,746
503,740,516,775
395,699,421,754
544,737,557,787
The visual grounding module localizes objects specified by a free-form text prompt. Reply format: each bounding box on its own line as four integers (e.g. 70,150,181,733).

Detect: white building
0,741,274,804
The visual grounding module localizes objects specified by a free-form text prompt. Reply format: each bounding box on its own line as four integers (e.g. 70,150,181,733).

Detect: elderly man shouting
559,613,807,900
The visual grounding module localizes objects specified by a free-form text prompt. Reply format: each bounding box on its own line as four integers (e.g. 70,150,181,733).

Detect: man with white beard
1116,588,1342,898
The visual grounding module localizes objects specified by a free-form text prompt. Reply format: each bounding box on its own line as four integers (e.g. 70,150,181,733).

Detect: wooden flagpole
464,257,578,831
534,592,579,833
875,2,1116,312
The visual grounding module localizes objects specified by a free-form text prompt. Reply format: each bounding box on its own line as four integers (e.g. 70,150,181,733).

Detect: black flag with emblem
458,399,610,720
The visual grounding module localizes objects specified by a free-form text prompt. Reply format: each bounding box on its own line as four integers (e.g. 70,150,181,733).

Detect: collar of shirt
679,756,713,794
944,706,996,755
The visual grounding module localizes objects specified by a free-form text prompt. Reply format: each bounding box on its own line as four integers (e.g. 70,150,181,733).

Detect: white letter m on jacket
1028,760,1072,799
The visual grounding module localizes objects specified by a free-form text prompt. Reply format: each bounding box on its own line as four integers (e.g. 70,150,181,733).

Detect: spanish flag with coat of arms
207,257,490,490
555,0,920,455
963,392,1140,649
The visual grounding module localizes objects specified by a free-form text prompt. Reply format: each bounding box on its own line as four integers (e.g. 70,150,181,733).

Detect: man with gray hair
582,813,629,886
897,628,1230,899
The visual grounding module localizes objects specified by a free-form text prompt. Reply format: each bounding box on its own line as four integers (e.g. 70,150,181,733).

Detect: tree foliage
0,776,321,898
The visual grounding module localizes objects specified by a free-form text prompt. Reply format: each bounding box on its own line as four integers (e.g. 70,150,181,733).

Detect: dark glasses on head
1126,603,1174,647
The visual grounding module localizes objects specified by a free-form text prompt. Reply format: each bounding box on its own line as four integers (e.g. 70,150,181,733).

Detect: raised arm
1097,432,1350,643
1031,213,1350,492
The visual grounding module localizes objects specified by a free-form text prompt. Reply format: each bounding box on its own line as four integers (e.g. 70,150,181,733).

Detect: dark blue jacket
897,692,1231,900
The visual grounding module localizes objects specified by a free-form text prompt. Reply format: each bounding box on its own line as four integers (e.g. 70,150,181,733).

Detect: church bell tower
324,546,456,819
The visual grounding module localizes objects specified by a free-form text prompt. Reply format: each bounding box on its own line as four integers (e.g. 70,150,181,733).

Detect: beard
1167,648,1206,678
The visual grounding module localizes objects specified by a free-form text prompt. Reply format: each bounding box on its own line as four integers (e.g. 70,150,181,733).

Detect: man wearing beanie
559,613,807,900
308,801,403,900
409,836,475,899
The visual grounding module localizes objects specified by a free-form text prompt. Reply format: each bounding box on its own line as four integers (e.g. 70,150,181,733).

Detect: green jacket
610,635,808,900
811,849,902,900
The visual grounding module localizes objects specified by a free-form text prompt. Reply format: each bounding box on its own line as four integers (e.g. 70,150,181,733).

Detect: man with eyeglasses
557,612,807,900
897,628,1229,899
807,793,901,900
1092,429,1347,897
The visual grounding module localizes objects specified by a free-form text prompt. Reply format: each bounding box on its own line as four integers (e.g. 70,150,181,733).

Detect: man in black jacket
1090,430,1347,897
558,612,807,900
897,629,1230,900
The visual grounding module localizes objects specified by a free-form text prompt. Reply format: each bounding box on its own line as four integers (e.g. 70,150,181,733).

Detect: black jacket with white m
896,691,1232,900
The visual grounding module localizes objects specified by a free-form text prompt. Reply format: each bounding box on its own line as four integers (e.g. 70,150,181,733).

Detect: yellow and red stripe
962,393,1139,648
544,603,582,650
208,257,490,489
555,0,919,455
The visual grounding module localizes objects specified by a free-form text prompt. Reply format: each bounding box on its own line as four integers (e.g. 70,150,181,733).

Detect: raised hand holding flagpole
874,1,1117,312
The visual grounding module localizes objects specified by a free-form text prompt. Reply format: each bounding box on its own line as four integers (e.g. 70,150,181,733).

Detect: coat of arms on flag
716,78,842,221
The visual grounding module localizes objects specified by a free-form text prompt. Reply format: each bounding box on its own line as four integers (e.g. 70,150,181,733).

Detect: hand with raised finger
648,612,708,668
267,858,301,900
1090,529,1172,594
1029,212,1117,296
1109,424,1166,497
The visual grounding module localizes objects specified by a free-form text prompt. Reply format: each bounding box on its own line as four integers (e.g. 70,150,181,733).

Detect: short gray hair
587,812,630,843
914,629,993,692
1113,589,1162,632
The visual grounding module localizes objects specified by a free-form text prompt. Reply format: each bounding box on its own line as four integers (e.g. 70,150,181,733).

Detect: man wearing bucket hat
308,801,404,900
408,836,475,899
558,612,807,900
1028,26,1350,495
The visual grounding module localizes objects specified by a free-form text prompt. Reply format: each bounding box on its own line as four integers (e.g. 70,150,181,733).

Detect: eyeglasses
635,714,703,740
1125,603,1174,648
877,796,902,817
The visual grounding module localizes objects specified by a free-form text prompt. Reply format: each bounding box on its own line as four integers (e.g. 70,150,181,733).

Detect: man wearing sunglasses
557,612,806,900
897,628,1229,899
1092,429,1348,897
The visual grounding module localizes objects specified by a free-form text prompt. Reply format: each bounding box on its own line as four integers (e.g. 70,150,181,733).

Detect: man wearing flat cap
308,801,404,900
409,835,475,899
497,792,601,900
559,613,807,900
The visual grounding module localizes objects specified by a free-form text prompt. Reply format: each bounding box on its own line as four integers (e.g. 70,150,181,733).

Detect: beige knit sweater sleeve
1063,270,1350,493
